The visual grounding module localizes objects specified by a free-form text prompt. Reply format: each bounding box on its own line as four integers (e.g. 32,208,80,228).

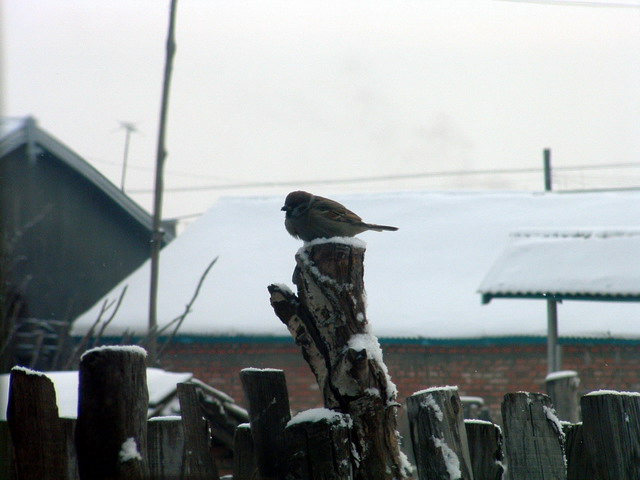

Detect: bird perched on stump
281,190,398,241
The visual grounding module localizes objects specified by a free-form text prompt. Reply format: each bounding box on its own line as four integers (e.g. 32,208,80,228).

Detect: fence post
6,366,68,479
464,419,505,480
75,345,150,480
581,390,640,479
147,416,185,479
406,386,474,480
177,382,219,479
501,392,565,479
240,368,291,480
233,423,259,480
285,408,353,479
545,370,580,422
0,421,14,480
562,422,594,480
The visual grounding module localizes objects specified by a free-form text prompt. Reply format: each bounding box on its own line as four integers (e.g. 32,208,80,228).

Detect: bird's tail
366,223,399,232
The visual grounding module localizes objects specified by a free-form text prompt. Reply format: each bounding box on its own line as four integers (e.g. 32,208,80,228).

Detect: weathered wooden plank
233,423,259,480
581,390,640,480
60,418,78,480
562,422,594,480
545,370,580,423
6,366,68,480
75,345,150,480
147,416,185,479
285,408,353,480
464,419,504,480
501,392,565,480
240,368,291,480
177,382,219,479
0,420,14,480
406,386,474,480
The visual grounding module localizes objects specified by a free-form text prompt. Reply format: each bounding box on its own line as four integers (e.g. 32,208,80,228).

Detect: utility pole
148,0,178,366
118,122,138,192
543,148,552,192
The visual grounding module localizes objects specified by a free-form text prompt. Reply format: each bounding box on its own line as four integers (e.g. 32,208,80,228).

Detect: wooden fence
2,346,640,479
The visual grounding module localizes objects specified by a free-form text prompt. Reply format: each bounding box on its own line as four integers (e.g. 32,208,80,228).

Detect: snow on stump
406,386,473,480
581,390,640,480
75,345,150,480
268,239,410,480
6,366,69,479
545,370,580,423
501,392,565,480
464,419,505,480
285,408,353,480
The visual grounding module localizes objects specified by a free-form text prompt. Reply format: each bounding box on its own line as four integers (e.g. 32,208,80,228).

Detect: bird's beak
281,205,288,212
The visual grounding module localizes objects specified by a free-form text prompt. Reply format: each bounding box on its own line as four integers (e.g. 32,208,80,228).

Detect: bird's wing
314,195,363,223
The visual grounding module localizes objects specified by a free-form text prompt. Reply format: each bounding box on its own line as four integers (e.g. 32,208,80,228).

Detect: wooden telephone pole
148,0,178,366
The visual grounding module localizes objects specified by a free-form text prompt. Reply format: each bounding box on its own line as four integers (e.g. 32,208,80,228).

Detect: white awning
479,229,640,303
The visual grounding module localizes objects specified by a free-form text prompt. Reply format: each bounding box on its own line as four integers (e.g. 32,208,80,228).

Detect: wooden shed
0,117,172,369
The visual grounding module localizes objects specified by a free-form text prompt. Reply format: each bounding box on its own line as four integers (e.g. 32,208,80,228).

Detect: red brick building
159,336,640,423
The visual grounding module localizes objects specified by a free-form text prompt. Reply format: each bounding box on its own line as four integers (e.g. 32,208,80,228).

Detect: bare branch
156,256,218,360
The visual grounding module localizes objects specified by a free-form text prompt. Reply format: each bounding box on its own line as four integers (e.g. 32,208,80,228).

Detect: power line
126,162,640,194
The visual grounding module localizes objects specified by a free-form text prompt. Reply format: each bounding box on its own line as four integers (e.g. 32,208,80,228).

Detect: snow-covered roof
0,368,193,420
72,190,640,340
479,229,640,302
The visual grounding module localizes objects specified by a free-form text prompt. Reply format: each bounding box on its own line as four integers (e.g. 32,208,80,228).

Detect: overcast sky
3,0,640,221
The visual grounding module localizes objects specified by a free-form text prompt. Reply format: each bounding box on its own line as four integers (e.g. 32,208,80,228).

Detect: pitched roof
0,116,171,240
479,229,640,303
72,190,640,340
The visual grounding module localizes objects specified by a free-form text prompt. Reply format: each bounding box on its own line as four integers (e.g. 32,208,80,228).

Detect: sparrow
281,191,398,241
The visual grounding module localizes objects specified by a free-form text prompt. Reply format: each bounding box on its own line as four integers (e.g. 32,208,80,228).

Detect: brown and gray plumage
281,191,398,241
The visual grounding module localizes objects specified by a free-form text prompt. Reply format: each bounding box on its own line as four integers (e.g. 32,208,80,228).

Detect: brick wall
159,337,640,423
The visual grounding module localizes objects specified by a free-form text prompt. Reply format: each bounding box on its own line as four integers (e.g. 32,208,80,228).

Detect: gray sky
3,0,640,221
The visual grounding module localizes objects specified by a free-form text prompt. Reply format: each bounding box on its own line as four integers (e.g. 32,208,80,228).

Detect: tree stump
581,390,640,479
501,392,565,480
268,239,410,480
75,345,150,480
406,386,474,480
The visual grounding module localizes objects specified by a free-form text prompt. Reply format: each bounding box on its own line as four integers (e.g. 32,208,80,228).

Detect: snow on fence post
176,382,219,479
6,366,69,479
285,408,353,480
147,416,185,479
545,370,580,423
580,390,640,480
240,367,291,480
75,345,150,480
268,239,411,480
501,392,566,480
406,386,474,480
464,419,505,480
233,423,259,480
